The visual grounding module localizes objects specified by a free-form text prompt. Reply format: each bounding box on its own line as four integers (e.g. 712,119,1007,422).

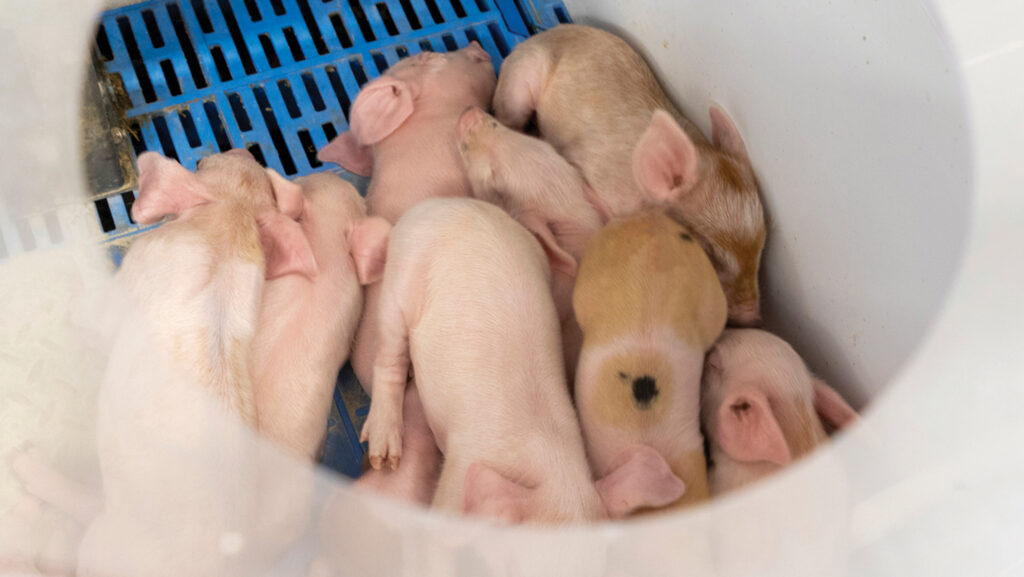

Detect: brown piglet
574,210,727,513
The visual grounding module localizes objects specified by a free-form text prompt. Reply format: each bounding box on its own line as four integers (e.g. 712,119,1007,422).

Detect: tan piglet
574,210,727,511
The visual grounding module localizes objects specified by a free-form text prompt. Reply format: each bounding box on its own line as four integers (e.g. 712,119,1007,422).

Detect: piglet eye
730,401,752,415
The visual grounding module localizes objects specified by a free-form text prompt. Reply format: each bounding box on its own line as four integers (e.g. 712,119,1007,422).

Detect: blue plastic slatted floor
91,0,570,478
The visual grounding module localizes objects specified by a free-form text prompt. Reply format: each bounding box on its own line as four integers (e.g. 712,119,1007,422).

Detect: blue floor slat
91,0,570,478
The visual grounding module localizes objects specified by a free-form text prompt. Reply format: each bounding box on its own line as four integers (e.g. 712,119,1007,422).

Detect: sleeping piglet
318,41,497,382
574,210,727,512
122,150,316,422
250,172,389,459
318,41,497,503
360,198,683,523
455,105,602,380
701,328,859,495
494,24,765,325
74,150,315,577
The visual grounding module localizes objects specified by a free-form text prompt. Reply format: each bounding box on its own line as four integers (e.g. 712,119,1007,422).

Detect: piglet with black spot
574,210,727,513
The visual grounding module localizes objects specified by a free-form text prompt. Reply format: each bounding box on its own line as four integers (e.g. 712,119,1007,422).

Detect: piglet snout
728,302,762,327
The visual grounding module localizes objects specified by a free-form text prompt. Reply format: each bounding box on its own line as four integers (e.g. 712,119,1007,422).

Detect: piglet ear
265,169,304,220
812,378,859,431
463,463,531,523
520,213,578,278
257,211,317,280
350,77,414,147
318,132,374,177
132,152,213,224
632,110,700,204
596,445,685,519
709,105,750,162
716,386,791,465
347,216,391,285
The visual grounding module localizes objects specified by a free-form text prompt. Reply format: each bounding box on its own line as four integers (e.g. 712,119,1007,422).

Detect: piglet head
596,445,686,519
703,329,841,473
702,116,765,329
699,107,765,327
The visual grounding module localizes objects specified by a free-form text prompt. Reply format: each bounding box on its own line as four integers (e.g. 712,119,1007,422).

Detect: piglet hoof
360,411,404,471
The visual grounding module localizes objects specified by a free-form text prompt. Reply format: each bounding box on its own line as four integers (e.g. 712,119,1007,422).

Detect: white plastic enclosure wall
1,1,1024,576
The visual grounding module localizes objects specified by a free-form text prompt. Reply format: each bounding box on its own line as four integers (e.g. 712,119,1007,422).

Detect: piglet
73,150,316,577
455,105,602,379
360,198,683,522
318,42,497,502
250,172,389,459
494,24,765,325
701,328,859,495
574,210,727,512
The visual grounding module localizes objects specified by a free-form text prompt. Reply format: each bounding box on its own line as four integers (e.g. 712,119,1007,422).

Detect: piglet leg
362,284,410,471
354,384,443,503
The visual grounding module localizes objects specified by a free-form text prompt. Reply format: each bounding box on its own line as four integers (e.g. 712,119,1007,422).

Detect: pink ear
132,152,214,224
812,378,859,431
715,387,791,465
347,216,391,285
709,105,750,161
349,77,415,146
257,211,317,280
632,110,700,204
519,213,578,278
463,462,531,523
317,132,374,177
596,445,685,519
265,169,304,220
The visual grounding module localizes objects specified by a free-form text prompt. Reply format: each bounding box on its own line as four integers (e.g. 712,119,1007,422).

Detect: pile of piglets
23,25,862,543
329,25,858,520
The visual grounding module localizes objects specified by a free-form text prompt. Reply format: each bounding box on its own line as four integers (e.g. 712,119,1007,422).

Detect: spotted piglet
574,210,727,512
701,329,859,495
